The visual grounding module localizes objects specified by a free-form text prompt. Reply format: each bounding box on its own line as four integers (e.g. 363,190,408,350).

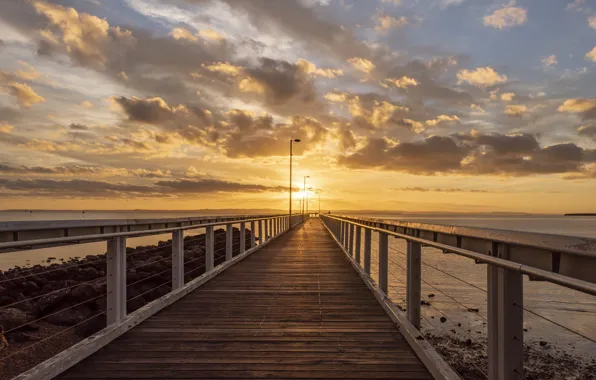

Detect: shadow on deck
55,219,431,380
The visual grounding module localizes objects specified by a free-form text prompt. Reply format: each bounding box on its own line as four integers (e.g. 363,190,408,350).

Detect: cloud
0,123,14,134
457,67,507,87
198,28,226,41
15,61,41,81
32,0,135,66
347,96,410,130
471,104,486,113
223,111,327,157
0,163,175,179
0,177,288,198
238,77,265,94
386,76,419,89
504,104,528,116
347,57,375,74
324,91,349,102
396,187,490,193
590,15,596,29
558,98,596,119
542,55,557,67
111,96,216,144
69,123,89,131
337,123,356,151
375,15,408,32
169,27,198,42
296,59,343,78
203,61,243,76
586,47,596,62
244,58,319,107
500,92,515,102
483,5,528,29
578,124,596,141
6,82,45,108
79,100,94,108
338,132,596,176
425,114,460,127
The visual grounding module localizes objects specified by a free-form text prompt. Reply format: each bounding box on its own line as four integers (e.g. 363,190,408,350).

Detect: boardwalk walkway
56,218,432,379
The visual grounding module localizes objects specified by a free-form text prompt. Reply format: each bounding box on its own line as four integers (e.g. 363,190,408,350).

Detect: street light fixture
289,139,300,227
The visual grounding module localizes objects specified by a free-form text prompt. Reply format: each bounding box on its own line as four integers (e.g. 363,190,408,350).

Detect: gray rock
46,307,91,326
70,284,99,303
35,288,70,316
0,308,32,331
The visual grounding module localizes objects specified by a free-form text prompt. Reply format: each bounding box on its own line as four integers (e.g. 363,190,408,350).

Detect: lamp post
303,176,309,217
318,192,321,215
289,139,300,227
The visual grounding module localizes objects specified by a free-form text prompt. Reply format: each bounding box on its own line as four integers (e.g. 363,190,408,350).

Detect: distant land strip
564,213,596,216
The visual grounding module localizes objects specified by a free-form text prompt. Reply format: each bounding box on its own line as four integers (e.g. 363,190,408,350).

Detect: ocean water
1,210,595,361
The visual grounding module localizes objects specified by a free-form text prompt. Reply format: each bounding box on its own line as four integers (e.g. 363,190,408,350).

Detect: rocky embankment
425,333,596,380
0,227,250,379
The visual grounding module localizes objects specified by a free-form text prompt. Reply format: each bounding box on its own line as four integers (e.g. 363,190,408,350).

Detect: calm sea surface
1,210,595,360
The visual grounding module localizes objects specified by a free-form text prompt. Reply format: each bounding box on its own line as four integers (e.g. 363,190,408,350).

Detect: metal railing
0,213,307,379
320,214,596,380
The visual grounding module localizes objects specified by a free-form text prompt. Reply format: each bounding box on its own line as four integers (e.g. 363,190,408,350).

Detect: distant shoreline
564,213,596,216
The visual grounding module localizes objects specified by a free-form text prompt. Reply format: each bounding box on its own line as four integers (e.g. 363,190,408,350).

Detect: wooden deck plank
55,219,432,380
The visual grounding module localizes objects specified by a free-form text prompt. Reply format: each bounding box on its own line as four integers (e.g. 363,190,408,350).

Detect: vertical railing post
240,222,246,254
205,225,214,271
364,228,371,275
339,221,344,246
258,220,263,245
348,223,355,256
172,230,184,290
344,222,350,250
355,226,361,265
488,243,524,380
407,240,422,329
226,224,233,261
250,221,256,248
378,232,388,294
264,218,269,242
107,235,126,325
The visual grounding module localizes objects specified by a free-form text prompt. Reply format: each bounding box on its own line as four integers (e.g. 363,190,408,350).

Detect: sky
0,0,595,213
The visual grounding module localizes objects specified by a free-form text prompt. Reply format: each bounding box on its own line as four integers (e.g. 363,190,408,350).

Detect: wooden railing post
407,240,422,329
348,223,355,256
364,228,371,275
264,218,269,242
107,235,126,325
226,224,233,261
488,242,524,380
205,225,214,271
239,222,246,254
355,226,361,264
378,232,389,294
172,230,184,290
258,220,263,245
344,222,349,247
250,221,256,248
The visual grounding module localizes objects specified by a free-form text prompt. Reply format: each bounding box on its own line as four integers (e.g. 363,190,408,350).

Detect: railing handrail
333,214,596,259
324,215,596,296
0,214,304,252
0,213,295,232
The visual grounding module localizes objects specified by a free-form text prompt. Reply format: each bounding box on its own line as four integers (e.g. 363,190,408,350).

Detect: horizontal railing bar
0,214,293,232
0,215,298,252
334,215,596,259
324,215,596,296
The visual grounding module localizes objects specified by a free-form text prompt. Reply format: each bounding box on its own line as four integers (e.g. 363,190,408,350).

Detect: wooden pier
54,219,431,379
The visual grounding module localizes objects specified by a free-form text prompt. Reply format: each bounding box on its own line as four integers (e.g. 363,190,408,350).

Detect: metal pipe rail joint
320,214,596,380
